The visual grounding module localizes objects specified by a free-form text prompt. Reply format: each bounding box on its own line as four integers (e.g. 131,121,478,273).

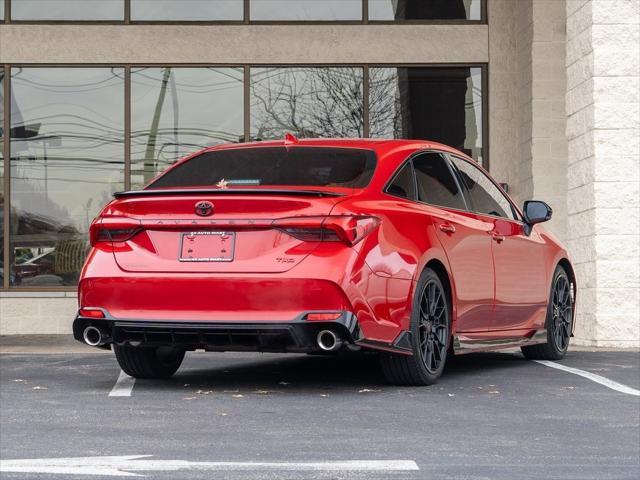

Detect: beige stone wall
0,294,78,335
487,0,519,194
488,0,568,243
0,24,488,64
566,0,640,347
531,0,568,241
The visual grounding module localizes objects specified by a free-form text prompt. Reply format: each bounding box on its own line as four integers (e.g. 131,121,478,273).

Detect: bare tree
250,68,365,139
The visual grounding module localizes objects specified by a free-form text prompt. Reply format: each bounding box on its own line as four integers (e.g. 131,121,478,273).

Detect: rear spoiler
113,189,344,199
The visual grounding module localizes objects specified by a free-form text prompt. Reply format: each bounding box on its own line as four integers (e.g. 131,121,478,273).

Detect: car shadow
136,350,536,392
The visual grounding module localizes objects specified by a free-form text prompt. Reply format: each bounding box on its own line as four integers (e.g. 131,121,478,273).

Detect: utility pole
143,67,171,185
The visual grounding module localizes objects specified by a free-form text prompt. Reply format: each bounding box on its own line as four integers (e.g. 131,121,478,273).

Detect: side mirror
523,200,552,225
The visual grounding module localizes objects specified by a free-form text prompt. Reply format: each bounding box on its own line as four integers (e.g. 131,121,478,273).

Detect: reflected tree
251,68,364,139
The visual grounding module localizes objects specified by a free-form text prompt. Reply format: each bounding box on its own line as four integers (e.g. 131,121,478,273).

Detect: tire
521,265,574,361
381,268,451,386
114,345,185,379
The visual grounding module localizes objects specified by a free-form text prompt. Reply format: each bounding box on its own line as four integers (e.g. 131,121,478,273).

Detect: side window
385,162,416,200
413,152,466,210
449,155,517,220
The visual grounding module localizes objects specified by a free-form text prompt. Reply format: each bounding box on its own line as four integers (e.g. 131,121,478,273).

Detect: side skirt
452,329,547,355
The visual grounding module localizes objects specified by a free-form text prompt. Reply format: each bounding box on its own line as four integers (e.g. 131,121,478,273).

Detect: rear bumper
73,312,362,353
78,276,354,321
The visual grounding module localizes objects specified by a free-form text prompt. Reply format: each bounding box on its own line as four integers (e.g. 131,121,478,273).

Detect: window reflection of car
14,249,56,283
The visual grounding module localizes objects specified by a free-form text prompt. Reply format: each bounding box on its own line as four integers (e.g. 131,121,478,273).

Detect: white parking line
534,360,640,396
0,456,420,476
108,370,136,397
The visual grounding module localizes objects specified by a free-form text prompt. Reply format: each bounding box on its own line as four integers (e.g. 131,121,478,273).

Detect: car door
448,154,548,332
412,152,495,332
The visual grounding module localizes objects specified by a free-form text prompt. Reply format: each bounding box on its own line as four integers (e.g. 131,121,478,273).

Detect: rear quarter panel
332,195,458,343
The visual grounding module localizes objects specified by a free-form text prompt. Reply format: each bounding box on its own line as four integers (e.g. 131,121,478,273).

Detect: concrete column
530,0,568,241
566,0,640,347
490,0,568,242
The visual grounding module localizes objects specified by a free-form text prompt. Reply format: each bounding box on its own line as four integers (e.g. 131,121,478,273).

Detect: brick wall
566,0,640,347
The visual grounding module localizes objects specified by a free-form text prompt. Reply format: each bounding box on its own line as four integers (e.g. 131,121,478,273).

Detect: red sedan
73,137,576,385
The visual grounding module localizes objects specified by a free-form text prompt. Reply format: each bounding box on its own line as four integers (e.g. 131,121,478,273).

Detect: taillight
323,216,380,245
89,217,141,246
273,216,379,246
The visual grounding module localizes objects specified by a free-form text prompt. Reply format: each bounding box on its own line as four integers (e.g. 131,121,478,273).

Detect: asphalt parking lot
0,340,638,480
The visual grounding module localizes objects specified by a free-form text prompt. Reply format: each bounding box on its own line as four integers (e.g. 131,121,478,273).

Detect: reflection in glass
131,0,243,21
369,0,482,21
1,69,4,285
11,0,124,21
250,67,363,140
370,67,483,164
9,68,124,286
131,68,244,187
250,0,361,21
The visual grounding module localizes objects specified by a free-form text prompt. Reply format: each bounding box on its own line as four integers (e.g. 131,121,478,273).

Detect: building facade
0,0,638,347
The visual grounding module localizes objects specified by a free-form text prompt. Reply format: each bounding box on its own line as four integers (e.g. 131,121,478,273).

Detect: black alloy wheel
381,268,451,386
418,279,449,374
522,266,574,361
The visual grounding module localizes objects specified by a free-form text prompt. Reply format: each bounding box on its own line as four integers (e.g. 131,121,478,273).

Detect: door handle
438,223,456,234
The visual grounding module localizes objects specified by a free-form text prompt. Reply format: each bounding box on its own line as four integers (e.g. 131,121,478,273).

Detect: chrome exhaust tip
316,330,342,352
83,326,107,347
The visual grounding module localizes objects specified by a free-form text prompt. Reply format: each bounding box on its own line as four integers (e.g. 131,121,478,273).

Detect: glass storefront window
1,68,4,286
9,68,124,286
131,0,243,21
370,67,484,164
130,67,244,188
11,0,124,21
250,0,362,21
250,67,364,140
369,0,482,21
1,64,486,289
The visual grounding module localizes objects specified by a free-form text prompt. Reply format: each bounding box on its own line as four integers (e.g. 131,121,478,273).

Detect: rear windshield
148,147,377,189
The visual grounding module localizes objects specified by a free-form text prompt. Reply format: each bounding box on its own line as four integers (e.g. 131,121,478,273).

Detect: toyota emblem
195,201,214,217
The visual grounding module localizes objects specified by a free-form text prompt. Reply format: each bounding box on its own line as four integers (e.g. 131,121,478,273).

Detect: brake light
89,217,141,246
273,216,379,246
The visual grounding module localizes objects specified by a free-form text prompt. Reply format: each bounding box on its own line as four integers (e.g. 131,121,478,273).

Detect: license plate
179,231,235,262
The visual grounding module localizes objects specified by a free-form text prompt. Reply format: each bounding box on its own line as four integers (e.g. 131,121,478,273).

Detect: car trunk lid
101,190,345,274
